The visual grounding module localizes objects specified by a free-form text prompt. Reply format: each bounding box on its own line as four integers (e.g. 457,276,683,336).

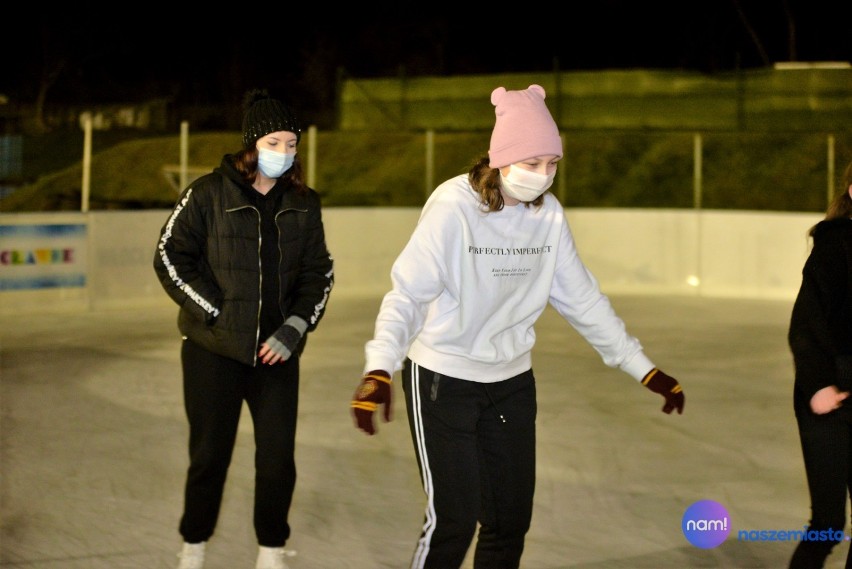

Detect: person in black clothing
788,159,852,569
153,89,334,569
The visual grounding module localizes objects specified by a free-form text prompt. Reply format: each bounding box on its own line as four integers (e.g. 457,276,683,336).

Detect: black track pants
178,338,299,547
403,359,537,569
789,408,851,569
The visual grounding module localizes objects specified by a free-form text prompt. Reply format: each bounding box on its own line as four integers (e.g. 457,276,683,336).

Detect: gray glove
263,316,308,361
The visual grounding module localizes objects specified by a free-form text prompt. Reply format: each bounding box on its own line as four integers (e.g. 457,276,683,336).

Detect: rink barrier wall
0,208,820,314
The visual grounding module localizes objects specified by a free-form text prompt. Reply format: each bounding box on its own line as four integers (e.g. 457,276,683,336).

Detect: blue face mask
257,147,295,178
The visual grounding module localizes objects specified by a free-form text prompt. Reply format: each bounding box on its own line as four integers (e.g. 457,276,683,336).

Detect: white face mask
257,147,295,178
499,165,555,202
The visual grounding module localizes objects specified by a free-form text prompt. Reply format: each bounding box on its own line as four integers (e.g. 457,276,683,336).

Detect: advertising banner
0,224,87,290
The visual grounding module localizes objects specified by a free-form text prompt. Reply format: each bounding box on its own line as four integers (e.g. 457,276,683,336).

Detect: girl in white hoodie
351,84,685,569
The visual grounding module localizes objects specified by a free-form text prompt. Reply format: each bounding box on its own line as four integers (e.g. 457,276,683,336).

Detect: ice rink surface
2,293,850,568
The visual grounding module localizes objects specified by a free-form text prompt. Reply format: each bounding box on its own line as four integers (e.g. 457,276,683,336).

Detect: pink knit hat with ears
488,84,563,169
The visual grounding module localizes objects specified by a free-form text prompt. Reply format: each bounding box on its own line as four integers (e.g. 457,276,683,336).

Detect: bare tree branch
731,0,771,66
781,0,798,61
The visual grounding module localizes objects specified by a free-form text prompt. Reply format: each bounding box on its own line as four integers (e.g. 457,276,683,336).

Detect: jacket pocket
430,373,442,401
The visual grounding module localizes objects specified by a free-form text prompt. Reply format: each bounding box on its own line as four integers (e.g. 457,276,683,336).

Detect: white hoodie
364,174,654,383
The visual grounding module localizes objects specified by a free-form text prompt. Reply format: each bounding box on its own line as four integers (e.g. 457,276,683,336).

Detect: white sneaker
255,545,296,569
176,542,206,569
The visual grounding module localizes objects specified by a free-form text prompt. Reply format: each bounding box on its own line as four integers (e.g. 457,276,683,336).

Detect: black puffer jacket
153,155,334,366
789,218,852,420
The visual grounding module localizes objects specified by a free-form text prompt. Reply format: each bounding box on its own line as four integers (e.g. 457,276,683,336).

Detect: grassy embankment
2,129,850,213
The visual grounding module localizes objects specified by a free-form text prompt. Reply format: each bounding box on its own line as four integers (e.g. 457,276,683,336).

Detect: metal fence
310,128,852,212
2,124,851,214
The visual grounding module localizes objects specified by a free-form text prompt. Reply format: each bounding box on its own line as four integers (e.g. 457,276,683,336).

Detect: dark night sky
4,0,850,126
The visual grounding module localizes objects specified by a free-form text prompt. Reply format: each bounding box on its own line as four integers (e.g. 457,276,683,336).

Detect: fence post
80,113,92,213
557,132,567,204
689,132,704,292
425,130,434,200
306,125,317,188
827,133,836,207
180,121,189,191
693,133,703,209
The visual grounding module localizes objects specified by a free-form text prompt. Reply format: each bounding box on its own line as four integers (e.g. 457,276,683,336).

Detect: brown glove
642,368,685,415
351,370,392,435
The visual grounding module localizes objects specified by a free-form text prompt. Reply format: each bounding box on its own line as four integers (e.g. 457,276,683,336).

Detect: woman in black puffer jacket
154,89,334,569
788,158,852,569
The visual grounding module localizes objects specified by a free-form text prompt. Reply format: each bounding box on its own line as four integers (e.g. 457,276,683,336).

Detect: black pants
789,407,852,569
402,359,537,569
178,338,299,547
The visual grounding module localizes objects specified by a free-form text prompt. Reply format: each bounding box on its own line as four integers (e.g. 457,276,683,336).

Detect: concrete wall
0,208,820,314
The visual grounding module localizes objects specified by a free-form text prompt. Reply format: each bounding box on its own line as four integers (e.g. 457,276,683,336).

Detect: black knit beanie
241,89,301,148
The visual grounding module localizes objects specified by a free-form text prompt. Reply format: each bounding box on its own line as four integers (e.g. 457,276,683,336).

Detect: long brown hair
233,146,308,194
810,159,852,236
467,156,545,212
